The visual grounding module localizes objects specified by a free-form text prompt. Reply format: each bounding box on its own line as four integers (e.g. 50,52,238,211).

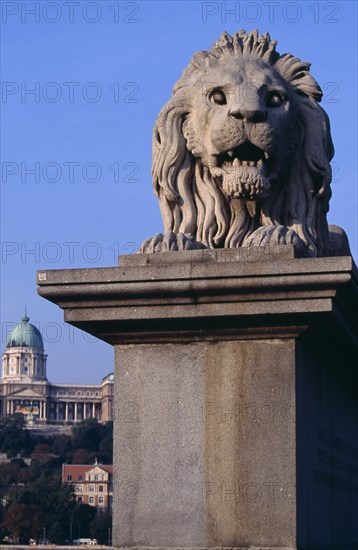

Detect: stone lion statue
140,30,349,257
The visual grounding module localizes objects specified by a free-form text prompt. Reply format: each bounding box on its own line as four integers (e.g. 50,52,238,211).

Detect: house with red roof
63,461,113,512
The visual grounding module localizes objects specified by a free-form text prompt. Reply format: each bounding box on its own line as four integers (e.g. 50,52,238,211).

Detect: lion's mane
152,30,334,257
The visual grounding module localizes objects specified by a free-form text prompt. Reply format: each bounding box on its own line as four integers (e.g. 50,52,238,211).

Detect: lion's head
150,30,334,257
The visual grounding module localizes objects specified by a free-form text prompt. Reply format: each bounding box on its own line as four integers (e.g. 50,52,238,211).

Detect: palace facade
0,314,114,426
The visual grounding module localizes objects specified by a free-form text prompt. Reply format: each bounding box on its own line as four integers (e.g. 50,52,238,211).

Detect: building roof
6,314,44,350
8,388,45,399
62,463,113,482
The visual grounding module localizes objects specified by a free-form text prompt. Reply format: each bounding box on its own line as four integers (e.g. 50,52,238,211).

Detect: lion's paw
242,225,309,256
139,231,207,253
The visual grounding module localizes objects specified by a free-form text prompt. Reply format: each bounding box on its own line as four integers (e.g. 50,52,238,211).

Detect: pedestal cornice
37,246,357,347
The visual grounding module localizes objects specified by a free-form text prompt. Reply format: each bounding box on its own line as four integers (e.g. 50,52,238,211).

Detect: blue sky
1,0,357,383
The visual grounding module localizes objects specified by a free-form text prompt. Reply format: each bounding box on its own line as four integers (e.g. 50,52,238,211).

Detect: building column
56,402,59,421
74,402,78,422
39,401,42,419
92,402,96,418
65,402,69,421
43,401,47,420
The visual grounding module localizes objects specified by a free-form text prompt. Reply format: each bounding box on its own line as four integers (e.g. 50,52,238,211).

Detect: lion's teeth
233,158,239,167
257,159,263,168
264,152,269,160
228,150,234,157
242,160,248,167
249,161,255,167
211,167,223,177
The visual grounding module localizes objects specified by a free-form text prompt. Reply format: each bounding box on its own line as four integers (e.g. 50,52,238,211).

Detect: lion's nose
229,108,267,123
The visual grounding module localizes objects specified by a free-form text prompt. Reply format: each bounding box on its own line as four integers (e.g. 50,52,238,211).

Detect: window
89,485,94,492
94,475,98,481
99,485,104,492
67,475,72,481
89,497,94,504
75,485,83,493
88,474,92,480
78,475,83,481
98,497,104,504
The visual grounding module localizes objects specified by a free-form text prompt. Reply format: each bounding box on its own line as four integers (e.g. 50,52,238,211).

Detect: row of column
3,399,100,422
5,399,47,418
51,401,99,422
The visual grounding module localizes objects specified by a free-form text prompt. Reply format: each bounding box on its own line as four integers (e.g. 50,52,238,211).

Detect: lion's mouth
210,142,272,201
217,142,269,170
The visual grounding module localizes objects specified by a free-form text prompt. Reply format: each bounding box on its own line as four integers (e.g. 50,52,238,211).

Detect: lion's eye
266,91,285,108
210,90,227,105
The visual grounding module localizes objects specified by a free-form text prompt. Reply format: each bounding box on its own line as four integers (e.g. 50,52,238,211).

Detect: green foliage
0,414,32,457
90,512,112,544
72,503,97,538
71,418,112,456
52,433,72,456
0,417,113,544
3,502,44,543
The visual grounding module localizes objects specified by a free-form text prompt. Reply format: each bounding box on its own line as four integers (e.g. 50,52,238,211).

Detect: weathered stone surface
37,250,358,549
140,30,350,258
114,339,296,547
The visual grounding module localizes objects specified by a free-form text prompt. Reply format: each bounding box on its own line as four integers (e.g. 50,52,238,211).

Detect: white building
1,314,114,425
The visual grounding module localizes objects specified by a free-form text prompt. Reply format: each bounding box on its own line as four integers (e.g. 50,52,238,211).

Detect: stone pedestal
37,246,358,550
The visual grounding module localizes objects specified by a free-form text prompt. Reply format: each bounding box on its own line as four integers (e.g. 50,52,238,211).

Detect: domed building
1,314,113,427
4,314,47,380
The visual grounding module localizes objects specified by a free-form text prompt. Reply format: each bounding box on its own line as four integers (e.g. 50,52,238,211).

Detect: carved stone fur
140,30,349,257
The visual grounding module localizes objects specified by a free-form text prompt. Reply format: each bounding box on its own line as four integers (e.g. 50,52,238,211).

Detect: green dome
6,315,44,350
102,372,114,382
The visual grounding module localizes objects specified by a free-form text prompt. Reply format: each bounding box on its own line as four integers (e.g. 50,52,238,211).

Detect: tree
72,448,91,464
31,443,53,463
0,414,31,458
0,460,24,486
71,418,106,452
72,503,97,538
0,417,113,543
3,502,43,543
52,433,72,457
90,512,112,544
99,432,113,463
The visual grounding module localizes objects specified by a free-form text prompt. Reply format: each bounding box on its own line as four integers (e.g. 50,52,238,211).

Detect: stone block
37,248,358,549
